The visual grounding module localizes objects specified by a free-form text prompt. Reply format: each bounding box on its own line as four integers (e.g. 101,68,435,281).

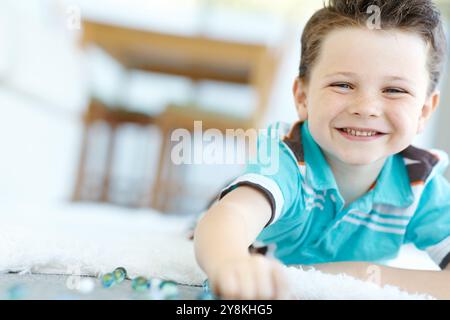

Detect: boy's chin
337,153,383,166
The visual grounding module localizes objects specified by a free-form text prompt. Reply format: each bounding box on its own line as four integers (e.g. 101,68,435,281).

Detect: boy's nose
347,97,382,118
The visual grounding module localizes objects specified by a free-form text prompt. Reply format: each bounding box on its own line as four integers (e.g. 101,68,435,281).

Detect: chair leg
169,157,188,213
160,139,178,213
152,128,170,211
100,124,117,203
72,121,90,202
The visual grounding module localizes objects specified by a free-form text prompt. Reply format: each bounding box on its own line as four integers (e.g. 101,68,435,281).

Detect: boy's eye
383,88,407,94
330,83,353,90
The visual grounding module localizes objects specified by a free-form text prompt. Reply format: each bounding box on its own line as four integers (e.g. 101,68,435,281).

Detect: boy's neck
324,152,387,207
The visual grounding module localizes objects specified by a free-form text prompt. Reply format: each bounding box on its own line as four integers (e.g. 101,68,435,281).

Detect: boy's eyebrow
384,75,414,84
324,71,357,78
324,72,414,84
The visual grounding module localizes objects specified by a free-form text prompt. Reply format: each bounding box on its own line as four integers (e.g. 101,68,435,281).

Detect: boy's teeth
342,128,378,137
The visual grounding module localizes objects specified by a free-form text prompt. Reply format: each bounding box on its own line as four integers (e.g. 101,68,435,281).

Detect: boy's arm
305,262,450,299
194,186,291,299
194,185,272,276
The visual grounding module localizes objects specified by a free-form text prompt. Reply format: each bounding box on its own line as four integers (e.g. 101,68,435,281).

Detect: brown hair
299,0,447,95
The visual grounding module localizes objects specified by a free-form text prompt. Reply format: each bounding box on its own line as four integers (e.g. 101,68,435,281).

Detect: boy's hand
209,254,294,300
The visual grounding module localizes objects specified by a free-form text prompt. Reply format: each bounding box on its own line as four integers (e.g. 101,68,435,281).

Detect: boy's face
294,27,440,165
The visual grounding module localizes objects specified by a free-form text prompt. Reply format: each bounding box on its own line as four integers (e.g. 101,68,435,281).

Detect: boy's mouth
336,127,387,140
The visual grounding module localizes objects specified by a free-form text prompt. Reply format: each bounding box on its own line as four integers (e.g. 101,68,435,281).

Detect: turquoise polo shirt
219,121,450,269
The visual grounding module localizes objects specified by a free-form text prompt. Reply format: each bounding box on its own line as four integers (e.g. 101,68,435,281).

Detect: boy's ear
417,90,440,134
293,77,308,121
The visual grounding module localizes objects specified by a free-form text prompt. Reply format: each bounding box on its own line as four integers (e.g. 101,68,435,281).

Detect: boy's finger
215,269,239,299
254,260,274,299
236,265,257,299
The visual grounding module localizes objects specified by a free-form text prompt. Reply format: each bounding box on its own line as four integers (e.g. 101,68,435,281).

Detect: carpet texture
0,202,436,299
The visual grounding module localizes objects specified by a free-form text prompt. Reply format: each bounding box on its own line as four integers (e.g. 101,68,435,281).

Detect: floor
0,273,204,300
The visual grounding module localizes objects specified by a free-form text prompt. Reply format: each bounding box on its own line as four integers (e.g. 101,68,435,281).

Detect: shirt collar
301,121,338,191
372,154,414,207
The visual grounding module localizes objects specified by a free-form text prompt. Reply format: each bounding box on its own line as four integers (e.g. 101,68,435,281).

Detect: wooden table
81,19,278,119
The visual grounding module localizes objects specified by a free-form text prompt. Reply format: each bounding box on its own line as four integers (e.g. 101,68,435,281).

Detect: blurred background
1,0,450,216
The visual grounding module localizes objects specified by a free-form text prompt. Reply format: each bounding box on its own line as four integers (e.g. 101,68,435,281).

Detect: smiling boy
194,0,450,299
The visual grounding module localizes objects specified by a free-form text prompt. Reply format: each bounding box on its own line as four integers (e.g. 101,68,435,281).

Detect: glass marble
100,273,115,288
197,291,216,300
131,276,150,292
6,284,26,300
202,279,210,292
113,267,127,283
159,281,179,299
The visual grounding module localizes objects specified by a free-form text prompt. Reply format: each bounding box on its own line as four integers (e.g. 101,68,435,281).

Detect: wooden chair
151,50,280,212
73,19,281,211
72,98,157,206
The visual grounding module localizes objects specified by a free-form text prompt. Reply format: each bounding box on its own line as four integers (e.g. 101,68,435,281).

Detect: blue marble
197,291,216,300
131,276,150,292
6,284,26,300
100,273,115,288
113,267,127,283
202,279,210,292
159,281,179,299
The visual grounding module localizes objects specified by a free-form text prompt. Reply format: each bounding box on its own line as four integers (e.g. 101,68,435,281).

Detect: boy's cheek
385,121,417,152
385,108,412,130
307,98,339,118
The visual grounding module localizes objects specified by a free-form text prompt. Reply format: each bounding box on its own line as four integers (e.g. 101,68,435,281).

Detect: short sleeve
404,174,450,269
218,123,301,227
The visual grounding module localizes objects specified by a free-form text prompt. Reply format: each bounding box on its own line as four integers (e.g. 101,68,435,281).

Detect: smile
336,127,387,141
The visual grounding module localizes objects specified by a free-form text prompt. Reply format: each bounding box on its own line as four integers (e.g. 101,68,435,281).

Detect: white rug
0,202,436,299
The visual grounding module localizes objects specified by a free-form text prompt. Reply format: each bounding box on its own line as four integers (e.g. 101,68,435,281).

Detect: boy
194,0,450,299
